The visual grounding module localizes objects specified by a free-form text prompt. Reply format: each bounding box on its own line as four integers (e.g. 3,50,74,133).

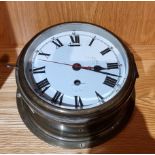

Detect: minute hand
86,65,121,77
92,69,121,77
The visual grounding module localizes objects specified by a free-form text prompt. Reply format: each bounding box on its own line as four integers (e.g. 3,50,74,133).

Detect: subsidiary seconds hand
39,59,121,77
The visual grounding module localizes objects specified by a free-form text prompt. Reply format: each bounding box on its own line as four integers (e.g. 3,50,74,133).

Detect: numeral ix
32,66,45,74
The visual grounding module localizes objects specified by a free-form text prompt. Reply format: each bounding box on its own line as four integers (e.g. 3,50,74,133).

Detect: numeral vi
75,96,83,108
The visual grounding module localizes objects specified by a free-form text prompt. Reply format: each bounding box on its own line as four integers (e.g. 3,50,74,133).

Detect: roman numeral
89,36,96,46
36,78,50,93
52,39,63,48
32,66,45,74
69,35,80,46
107,63,119,69
38,52,50,58
100,48,111,55
95,91,104,102
51,91,63,105
75,96,83,108
103,76,117,88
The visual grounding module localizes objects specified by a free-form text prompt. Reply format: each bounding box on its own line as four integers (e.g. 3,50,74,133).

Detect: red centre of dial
72,63,81,71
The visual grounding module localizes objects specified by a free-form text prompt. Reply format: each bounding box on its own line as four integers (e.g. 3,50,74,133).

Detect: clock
16,22,138,148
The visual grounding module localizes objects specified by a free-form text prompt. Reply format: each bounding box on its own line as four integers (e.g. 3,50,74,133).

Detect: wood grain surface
1,1,155,48
0,1,155,153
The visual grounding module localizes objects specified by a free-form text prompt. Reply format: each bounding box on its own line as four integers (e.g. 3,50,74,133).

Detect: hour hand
80,65,107,71
93,65,107,71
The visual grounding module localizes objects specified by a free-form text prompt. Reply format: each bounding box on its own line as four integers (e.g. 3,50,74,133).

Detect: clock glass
24,24,129,109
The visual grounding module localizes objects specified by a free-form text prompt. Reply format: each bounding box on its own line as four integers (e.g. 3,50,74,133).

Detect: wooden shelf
0,46,155,153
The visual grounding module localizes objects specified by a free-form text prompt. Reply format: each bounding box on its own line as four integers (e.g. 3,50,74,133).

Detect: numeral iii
107,63,119,69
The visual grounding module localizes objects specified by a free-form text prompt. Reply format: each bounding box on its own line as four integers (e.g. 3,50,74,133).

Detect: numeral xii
69,35,80,46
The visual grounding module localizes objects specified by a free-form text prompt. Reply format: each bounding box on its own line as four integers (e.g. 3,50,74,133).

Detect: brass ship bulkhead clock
15,22,138,148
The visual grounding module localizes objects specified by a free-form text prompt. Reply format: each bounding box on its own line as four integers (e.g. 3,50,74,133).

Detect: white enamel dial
26,29,129,109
